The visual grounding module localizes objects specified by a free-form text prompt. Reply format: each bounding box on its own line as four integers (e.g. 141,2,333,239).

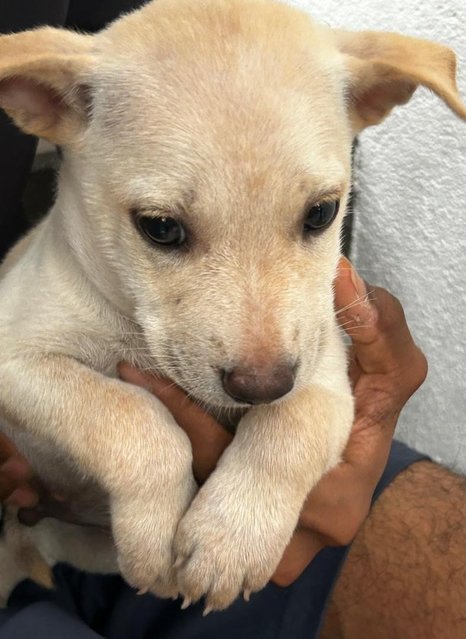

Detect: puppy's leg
30,518,118,575
0,508,53,607
0,355,197,598
174,383,353,611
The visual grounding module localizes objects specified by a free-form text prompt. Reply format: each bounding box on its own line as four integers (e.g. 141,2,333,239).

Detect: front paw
113,475,197,599
174,487,295,611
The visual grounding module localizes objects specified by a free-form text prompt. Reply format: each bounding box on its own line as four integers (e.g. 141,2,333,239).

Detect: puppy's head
1,0,464,407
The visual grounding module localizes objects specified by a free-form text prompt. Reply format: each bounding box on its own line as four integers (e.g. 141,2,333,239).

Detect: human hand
119,255,427,586
0,432,37,508
271,256,428,584
1,256,427,588
0,433,102,527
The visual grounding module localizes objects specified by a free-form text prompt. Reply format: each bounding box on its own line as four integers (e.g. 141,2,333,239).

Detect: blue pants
0,441,427,639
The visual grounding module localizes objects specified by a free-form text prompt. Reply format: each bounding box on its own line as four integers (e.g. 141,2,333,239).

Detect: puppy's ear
334,30,466,133
0,27,95,144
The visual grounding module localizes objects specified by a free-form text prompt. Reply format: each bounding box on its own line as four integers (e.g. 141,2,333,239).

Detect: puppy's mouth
141,329,313,413
153,354,298,413
144,356,250,432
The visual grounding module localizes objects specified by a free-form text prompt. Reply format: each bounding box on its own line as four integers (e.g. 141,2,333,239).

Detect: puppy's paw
174,486,294,611
113,475,197,599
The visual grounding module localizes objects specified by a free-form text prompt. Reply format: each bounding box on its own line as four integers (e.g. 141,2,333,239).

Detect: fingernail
337,255,352,274
349,265,368,301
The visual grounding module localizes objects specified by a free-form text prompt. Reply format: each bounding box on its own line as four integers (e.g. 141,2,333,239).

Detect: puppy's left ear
0,27,95,145
334,29,466,133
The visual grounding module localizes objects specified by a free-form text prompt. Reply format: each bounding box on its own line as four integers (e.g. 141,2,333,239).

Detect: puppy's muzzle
221,360,296,404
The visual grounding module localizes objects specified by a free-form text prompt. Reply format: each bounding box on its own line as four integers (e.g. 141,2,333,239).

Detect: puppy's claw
174,555,184,569
181,596,192,610
137,588,148,596
243,589,251,602
203,605,213,617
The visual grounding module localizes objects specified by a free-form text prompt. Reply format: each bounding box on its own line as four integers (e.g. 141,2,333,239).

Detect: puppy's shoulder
0,225,41,279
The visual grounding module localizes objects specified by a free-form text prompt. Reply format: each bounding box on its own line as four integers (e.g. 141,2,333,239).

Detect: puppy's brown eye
303,200,340,233
136,215,186,247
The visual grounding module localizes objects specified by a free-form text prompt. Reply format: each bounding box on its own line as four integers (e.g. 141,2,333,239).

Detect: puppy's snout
221,360,297,404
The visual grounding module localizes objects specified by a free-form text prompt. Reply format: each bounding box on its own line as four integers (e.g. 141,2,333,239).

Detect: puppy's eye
303,200,340,233
136,215,186,247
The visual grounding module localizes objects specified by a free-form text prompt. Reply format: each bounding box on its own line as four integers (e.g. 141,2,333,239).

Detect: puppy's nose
221,361,296,404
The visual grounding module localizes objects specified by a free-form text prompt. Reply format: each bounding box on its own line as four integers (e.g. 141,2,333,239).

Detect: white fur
0,0,464,611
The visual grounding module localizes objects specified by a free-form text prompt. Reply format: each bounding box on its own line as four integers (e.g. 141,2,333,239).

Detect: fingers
335,256,378,345
335,260,425,475
0,456,34,482
272,257,429,587
313,257,426,508
299,462,372,540
272,451,382,586
0,467,39,508
272,527,325,586
272,463,372,586
0,435,37,506
118,363,232,483
0,474,39,508
0,436,91,525
335,257,427,382
5,487,39,509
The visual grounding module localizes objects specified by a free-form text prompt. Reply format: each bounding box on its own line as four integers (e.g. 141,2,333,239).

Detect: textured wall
289,0,466,472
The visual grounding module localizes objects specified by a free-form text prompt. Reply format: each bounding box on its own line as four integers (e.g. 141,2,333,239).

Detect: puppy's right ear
0,27,95,145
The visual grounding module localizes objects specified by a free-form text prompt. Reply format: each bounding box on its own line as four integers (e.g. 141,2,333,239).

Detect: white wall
289,0,466,472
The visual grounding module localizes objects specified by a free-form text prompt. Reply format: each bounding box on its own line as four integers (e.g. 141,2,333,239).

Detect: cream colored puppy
0,0,464,612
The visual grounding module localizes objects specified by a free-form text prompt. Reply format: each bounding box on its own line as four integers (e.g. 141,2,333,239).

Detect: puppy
0,0,464,611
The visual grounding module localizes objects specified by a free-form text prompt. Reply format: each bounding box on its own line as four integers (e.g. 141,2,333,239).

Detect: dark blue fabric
0,441,428,639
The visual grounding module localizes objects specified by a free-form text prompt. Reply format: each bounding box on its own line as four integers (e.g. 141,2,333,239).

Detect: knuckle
400,346,428,399
412,347,428,388
354,383,400,429
329,502,371,547
272,564,300,587
373,289,405,332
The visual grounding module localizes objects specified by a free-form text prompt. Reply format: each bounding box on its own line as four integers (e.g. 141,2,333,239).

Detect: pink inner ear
354,77,416,125
356,83,396,121
0,76,62,122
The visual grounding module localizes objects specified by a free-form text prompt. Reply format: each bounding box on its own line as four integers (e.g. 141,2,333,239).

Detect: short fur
0,0,464,611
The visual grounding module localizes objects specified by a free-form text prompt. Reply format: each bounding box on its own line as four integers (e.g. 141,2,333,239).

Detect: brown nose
221,361,296,404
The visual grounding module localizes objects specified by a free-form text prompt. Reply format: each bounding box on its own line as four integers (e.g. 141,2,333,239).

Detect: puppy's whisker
335,291,374,315
337,320,372,330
